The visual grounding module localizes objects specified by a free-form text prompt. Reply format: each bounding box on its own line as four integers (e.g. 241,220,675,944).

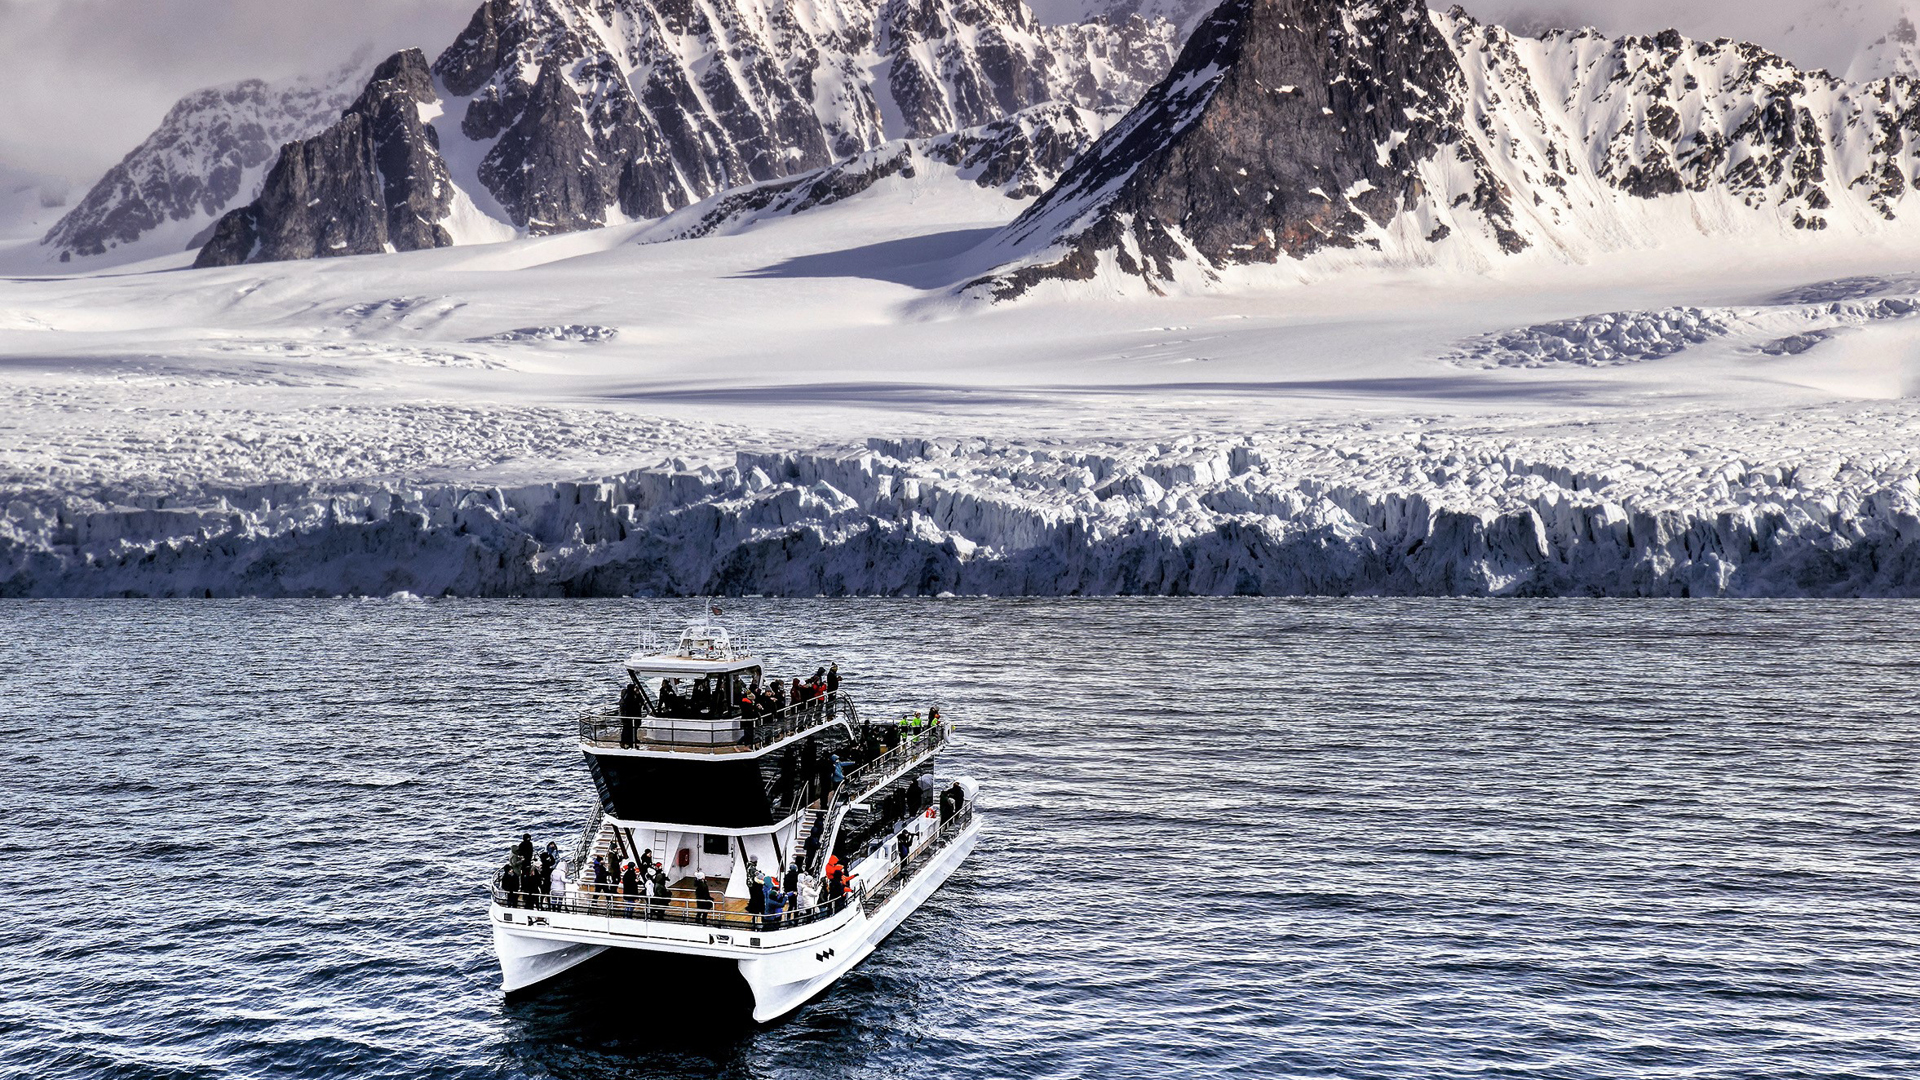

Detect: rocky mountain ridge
38,56,372,264
194,51,458,267
430,0,1173,234
967,0,1920,297
179,0,1175,266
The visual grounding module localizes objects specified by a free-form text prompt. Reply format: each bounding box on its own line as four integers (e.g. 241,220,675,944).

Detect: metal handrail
633,624,753,661
569,798,606,878
856,803,976,903
493,804,977,931
579,690,857,752
806,721,952,878
839,721,949,809
491,872,857,931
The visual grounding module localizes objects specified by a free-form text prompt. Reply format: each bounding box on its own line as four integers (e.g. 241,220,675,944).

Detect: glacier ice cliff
8,405,1920,597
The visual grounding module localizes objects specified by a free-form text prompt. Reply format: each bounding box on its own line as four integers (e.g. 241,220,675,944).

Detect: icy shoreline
9,402,1920,598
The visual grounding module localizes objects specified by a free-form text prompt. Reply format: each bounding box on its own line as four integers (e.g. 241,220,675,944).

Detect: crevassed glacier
8,404,1920,598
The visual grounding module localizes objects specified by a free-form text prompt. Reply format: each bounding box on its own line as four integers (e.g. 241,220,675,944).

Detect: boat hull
738,812,980,1022
493,926,609,994
490,812,981,1021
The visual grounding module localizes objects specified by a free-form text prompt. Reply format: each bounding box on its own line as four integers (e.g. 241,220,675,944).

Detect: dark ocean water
4,598,1919,1079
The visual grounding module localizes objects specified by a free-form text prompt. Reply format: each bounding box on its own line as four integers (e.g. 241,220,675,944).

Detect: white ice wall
8,400,1920,597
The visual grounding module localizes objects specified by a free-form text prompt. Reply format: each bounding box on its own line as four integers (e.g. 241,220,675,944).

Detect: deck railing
855,803,976,905
491,874,857,931
569,798,606,878
579,691,857,752
801,720,952,878
837,720,948,807
492,803,978,933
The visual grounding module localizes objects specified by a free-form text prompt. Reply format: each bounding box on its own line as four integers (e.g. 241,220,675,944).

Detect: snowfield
4,173,1920,596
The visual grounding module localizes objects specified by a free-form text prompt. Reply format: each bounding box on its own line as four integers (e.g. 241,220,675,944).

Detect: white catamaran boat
489,623,981,1022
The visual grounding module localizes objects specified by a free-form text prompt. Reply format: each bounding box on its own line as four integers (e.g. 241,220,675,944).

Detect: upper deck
579,692,857,755
585,622,854,755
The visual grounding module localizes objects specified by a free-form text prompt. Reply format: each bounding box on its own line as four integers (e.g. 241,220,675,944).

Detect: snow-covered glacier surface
7,172,1920,597
10,401,1920,598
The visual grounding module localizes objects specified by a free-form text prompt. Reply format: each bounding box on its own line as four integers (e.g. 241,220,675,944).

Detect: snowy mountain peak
164,0,1173,263
964,0,1920,299
422,0,1175,236
1848,11,1920,81
193,50,458,267
37,54,373,265
966,0,1511,298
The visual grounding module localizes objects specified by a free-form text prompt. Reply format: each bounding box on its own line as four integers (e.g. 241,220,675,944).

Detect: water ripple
3,598,1919,1078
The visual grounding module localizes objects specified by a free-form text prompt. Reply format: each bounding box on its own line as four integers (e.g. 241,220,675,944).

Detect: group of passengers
737,663,841,723
865,772,969,865
615,663,844,746
742,857,803,928
497,770,968,922
583,847,688,919
498,833,565,910
758,704,944,816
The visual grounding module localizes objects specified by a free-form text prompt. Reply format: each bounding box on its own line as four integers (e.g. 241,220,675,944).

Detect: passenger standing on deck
897,829,913,866
826,661,840,697
694,877,713,924
618,675,645,748
651,864,670,912
549,860,567,909
804,827,821,869
763,875,784,929
621,861,640,917
592,855,610,894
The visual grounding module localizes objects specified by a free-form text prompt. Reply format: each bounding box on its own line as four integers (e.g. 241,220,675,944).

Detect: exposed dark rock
974,0,1511,297
428,0,1177,234
40,59,368,262
194,50,454,267
970,0,1920,299
89,0,1177,269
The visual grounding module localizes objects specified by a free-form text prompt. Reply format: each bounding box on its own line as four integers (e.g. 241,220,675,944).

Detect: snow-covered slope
636,102,1108,242
1848,11,1920,81
1026,0,1217,39
28,56,372,268
0,164,73,243
967,0,1920,298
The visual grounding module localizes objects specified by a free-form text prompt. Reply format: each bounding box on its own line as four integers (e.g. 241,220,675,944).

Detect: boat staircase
794,808,828,867
805,721,951,881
